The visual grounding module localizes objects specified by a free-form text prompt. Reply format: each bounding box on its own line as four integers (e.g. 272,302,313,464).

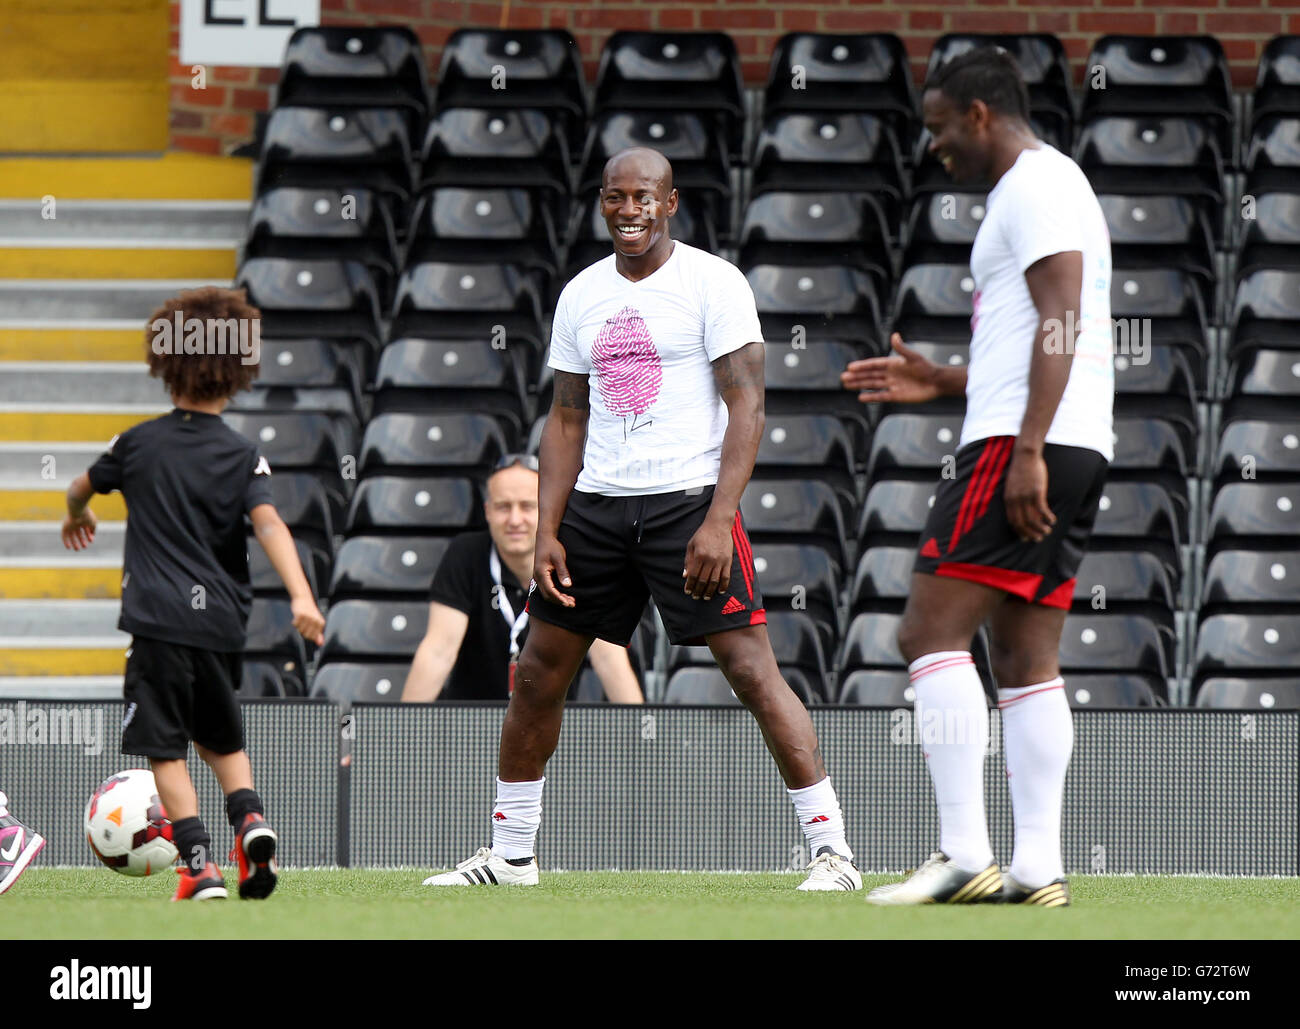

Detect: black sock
171,816,212,874
225,788,264,829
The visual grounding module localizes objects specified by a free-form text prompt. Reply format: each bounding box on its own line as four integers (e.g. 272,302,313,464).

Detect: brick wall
168,0,1296,155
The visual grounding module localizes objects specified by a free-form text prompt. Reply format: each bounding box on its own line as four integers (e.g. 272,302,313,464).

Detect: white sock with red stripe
910,650,995,873
999,677,1073,888
490,777,544,860
788,776,852,861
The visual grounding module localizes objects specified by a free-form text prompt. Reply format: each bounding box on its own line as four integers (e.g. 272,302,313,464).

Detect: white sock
910,651,994,872
788,776,852,861
999,677,1073,888
490,777,544,860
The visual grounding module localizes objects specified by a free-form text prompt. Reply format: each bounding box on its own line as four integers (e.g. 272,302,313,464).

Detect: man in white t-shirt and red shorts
423,147,861,892
844,47,1114,907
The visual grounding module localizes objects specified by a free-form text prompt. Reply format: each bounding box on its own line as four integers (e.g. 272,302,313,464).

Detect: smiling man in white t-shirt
423,147,860,892
844,47,1114,907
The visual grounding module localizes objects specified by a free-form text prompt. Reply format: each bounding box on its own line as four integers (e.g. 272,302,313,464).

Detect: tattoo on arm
552,370,590,411
711,342,765,394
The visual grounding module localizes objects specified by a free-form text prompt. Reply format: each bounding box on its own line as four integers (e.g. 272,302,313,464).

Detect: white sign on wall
180,0,321,67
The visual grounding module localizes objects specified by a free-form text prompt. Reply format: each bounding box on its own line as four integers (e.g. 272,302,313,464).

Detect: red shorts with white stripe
912,436,1108,608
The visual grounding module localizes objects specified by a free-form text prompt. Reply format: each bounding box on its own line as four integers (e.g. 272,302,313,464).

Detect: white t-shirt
964,144,1115,461
548,241,762,495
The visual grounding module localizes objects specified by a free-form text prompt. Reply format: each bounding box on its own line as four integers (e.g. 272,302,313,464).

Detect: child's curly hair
144,286,262,401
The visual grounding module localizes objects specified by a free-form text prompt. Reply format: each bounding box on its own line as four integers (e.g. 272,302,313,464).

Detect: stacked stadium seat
219,24,1300,709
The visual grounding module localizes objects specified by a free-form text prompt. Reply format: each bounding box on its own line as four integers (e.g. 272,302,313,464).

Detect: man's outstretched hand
842,333,942,405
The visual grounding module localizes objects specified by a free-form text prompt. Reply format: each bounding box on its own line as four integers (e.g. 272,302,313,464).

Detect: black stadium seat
406,188,560,281
751,112,906,226
239,660,292,698
237,256,384,350
345,476,481,535
311,662,410,704
929,34,1073,143
1063,674,1162,708
891,263,976,343
1252,36,1300,130
1201,550,1300,611
739,478,849,573
593,32,745,157
866,412,964,481
837,668,912,707
435,29,587,150
663,666,818,706
420,108,572,223
857,479,937,548
1195,677,1300,710
578,110,731,234
740,191,893,300
359,412,509,477
372,339,529,445
256,107,416,211
747,263,883,346
389,261,546,364
278,26,429,136
329,535,451,600
319,600,429,664
1081,36,1233,157
245,598,311,695
1194,614,1300,682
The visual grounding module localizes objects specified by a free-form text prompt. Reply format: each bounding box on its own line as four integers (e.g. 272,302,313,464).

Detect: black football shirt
428,530,529,700
87,408,274,652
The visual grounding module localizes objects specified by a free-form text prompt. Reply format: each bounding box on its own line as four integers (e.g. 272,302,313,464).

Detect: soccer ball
84,769,178,876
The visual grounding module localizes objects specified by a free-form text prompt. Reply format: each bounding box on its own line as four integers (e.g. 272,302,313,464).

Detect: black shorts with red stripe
525,484,766,646
914,436,1108,608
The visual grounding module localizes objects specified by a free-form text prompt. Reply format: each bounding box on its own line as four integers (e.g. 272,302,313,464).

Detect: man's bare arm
708,342,765,527
681,342,764,600
1004,249,1084,543
533,371,591,607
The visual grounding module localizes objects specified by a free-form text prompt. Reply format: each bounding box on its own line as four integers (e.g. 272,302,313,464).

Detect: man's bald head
602,147,674,195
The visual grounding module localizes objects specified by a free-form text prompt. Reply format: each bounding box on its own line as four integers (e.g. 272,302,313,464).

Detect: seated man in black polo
401,454,643,703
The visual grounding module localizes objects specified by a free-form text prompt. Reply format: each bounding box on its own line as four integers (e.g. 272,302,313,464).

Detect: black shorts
914,436,1108,607
121,636,245,760
526,485,766,646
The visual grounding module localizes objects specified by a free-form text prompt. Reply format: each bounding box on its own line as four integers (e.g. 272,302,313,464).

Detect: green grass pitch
10,869,1300,939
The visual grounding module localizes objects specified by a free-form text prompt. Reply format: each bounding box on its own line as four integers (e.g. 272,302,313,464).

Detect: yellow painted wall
0,0,169,152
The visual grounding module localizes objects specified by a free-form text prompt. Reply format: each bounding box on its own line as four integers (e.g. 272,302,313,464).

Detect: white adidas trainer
421,846,539,886
797,848,863,891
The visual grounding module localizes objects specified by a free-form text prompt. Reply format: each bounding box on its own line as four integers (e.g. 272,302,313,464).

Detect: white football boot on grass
866,851,1002,905
422,846,539,886
797,847,863,892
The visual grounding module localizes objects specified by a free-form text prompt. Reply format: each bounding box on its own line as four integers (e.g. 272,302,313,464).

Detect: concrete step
0,327,147,362
0,406,164,442
0,489,127,521
0,279,228,322
0,566,122,599
0,676,123,700
0,443,108,487
0,199,247,244
0,639,129,675
0,520,125,559
0,600,122,636
0,363,160,405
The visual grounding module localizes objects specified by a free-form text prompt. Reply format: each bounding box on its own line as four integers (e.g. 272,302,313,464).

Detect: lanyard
489,545,530,661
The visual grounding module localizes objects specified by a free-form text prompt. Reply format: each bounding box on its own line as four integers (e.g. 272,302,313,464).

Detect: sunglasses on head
493,453,539,474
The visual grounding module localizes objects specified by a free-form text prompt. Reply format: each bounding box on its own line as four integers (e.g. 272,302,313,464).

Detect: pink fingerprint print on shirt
591,305,662,435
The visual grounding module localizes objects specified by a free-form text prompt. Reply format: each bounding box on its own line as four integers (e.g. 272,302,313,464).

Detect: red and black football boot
173,862,227,901
232,813,278,899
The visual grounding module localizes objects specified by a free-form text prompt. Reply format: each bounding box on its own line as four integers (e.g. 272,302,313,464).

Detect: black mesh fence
3,700,1295,875
0,700,337,867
